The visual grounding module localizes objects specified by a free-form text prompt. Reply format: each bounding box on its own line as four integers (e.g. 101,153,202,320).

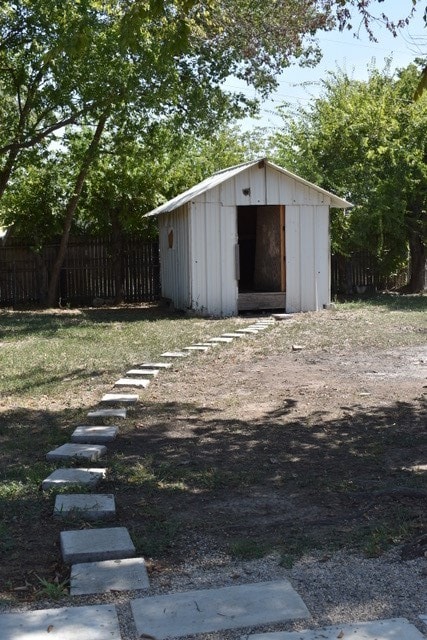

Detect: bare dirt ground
113,334,426,568
1,304,426,625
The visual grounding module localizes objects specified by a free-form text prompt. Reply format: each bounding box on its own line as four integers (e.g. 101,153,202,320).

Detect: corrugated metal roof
145,158,353,216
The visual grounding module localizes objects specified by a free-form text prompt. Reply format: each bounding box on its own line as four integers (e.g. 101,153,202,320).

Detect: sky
231,1,427,131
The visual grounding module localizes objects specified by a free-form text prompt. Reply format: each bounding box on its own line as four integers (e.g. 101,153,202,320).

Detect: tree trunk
0,146,20,200
111,208,124,305
401,205,426,294
46,112,109,307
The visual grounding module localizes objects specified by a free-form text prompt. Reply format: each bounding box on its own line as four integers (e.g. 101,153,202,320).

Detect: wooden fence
0,236,161,306
331,251,408,294
0,238,408,307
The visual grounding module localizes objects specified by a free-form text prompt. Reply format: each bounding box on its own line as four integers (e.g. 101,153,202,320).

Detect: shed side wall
158,206,191,310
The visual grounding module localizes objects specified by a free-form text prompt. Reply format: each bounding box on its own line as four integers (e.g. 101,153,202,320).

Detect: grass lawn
0,295,425,603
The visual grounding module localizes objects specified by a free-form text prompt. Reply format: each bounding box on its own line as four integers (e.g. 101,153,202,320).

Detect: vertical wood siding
158,206,190,310
285,205,330,312
190,202,237,316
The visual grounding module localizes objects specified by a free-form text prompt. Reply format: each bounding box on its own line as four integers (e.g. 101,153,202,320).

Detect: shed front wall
158,206,191,310
189,202,237,316
286,205,330,312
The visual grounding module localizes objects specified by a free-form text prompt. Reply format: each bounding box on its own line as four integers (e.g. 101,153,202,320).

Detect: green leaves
272,61,427,288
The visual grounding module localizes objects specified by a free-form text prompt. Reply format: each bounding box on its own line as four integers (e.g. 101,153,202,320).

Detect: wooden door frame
280,205,286,292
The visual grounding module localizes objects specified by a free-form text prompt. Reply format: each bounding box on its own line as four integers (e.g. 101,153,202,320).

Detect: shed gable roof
145,158,352,216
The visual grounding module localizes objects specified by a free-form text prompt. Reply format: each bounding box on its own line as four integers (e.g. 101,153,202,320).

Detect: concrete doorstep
130,580,310,640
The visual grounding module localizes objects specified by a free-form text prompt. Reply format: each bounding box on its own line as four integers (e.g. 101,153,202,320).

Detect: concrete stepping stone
161,351,189,357
114,377,150,388
61,526,135,563
183,345,210,351
54,494,115,521
126,368,159,376
101,392,138,403
42,468,106,490
46,443,107,462
208,336,234,343
137,362,172,369
88,408,127,418
71,425,118,443
70,557,149,595
130,579,309,640
0,604,121,640
193,342,219,347
245,617,427,639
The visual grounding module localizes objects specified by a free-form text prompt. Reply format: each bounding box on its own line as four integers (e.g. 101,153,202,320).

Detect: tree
271,61,426,292
1,0,423,305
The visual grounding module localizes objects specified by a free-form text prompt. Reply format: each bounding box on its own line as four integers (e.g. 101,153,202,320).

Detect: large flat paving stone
244,617,427,639
131,580,310,639
42,468,106,490
71,425,118,443
46,443,107,462
88,408,127,418
0,604,121,640
54,494,115,520
126,368,159,376
71,557,150,595
101,393,138,403
61,526,135,563
208,336,234,343
114,377,150,388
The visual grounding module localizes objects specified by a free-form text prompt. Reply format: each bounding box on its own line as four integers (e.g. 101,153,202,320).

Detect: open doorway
237,205,285,293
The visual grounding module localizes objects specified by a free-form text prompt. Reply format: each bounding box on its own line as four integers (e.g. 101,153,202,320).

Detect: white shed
145,158,352,316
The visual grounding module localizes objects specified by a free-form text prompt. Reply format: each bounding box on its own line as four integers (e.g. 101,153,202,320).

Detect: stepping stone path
60,527,135,563
54,494,115,521
130,579,310,640
245,617,427,639
46,443,107,462
71,425,118,443
42,467,106,490
0,604,121,640
70,557,150,595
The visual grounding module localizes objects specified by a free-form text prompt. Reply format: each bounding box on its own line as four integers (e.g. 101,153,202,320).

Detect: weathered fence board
331,252,408,294
0,236,160,306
